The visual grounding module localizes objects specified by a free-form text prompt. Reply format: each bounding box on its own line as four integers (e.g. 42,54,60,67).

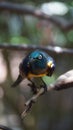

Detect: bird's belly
28,73,47,78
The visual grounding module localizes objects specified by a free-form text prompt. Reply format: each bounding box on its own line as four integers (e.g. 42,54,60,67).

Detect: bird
11,49,55,94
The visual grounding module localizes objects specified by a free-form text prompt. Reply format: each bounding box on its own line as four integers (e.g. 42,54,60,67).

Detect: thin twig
21,88,44,118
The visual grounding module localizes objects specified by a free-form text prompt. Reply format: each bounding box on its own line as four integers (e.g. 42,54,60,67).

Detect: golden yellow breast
27,73,47,78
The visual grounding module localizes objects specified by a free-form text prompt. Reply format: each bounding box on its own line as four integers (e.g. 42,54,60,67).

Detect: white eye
38,54,43,59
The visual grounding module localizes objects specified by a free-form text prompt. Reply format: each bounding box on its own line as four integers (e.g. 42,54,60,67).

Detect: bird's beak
47,61,54,68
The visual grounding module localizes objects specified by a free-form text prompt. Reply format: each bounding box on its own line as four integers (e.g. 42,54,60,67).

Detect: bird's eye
38,54,43,60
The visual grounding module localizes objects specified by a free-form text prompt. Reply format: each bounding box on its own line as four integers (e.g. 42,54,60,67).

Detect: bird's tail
11,75,23,87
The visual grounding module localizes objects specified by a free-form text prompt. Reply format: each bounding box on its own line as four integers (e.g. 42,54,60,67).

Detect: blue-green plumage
11,50,55,93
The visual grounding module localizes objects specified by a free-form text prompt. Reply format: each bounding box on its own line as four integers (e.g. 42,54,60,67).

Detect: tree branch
0,44,73,55
0,2,73,31
21,69,73,118
51,69,73,90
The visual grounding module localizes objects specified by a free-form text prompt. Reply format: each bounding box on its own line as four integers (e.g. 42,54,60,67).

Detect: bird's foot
28,81,38,94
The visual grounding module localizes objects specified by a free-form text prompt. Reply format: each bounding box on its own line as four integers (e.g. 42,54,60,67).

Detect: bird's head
27,50,55,77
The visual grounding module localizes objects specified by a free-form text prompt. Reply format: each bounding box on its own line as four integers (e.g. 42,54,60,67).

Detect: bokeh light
41,2,68,16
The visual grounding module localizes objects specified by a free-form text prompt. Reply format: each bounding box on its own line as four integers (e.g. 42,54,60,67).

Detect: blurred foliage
0,0,73,47
0,1,73,130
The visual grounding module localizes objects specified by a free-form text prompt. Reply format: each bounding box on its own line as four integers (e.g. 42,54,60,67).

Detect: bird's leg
28,79,38,94
40,78,47,95
21,78,48,119
28,78,47,95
